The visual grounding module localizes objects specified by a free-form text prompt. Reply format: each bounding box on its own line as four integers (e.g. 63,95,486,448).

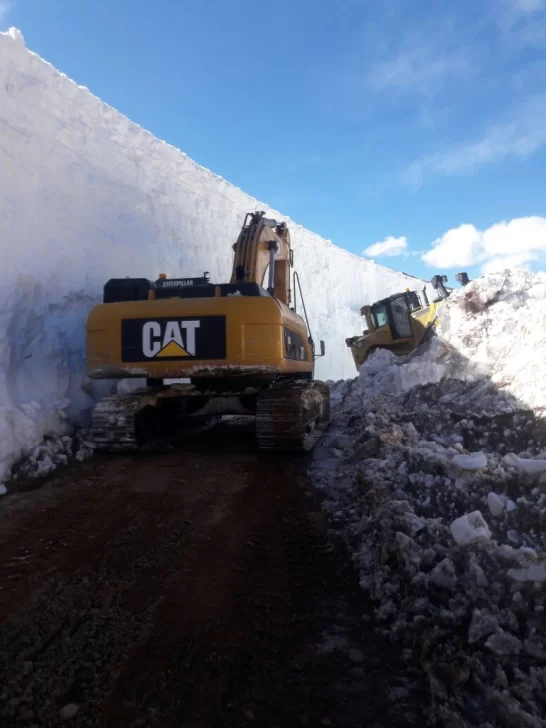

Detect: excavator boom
231,211,292,306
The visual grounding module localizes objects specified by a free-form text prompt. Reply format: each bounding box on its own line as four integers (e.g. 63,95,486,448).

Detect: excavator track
256,379,330,451
90,390,164,452
92,380,331,454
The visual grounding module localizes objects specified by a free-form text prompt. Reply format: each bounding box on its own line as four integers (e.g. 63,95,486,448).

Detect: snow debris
451,451,487,470
430,557,458,590
507,560,546,583
59,703,80,721
436,268,546,415
450,511,491,545
8,431,94,481
468,609,499,644
311,269,546,727
485,629,522,656
487,491,506,516
503,453,546,475
0,483,7,496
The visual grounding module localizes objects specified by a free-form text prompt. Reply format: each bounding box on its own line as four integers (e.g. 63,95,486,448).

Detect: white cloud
404,94,546,186
481,252,537,273
363,235,408,258
421,225,483,268
495,0,546,50
422,216,546,273
503,0,545,18
368,43,470,95
517,0,545,11
0,2,12,25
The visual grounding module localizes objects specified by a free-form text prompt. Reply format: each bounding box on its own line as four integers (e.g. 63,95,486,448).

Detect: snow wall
0,28,421,479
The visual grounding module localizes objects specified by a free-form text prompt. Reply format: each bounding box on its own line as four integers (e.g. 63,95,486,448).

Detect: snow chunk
507,561,546,583
360,348,397,377
452,452,487,470
523,639,546,660
0,483,6,496
503,453,546,475
59,703,80,720
487,492,506,517
430,558,458,591
468,609,499,644
485,630,522,656
450,511,491,545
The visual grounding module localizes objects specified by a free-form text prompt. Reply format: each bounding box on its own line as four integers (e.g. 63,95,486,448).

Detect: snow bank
437,269,546,414
0,28,419,482
313,270,546,726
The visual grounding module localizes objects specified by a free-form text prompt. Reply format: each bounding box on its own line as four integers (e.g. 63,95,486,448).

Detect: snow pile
0,28,421,482
0,400,94,492
313,271,546,726
7,431,94,484
436,269,546,414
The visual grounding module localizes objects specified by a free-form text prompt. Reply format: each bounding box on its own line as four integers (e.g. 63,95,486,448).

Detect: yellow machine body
345,292,442,371
85,210,329,453
86,294,313,381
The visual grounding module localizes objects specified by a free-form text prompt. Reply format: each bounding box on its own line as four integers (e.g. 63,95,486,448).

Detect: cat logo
121,315,226,362
142,320,200,358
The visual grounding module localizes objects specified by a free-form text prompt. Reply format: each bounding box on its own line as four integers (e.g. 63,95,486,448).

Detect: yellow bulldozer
85,211,330,452
345,272,470,371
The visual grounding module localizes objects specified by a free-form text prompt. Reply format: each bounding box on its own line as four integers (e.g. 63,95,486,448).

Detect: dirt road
0,421,429,727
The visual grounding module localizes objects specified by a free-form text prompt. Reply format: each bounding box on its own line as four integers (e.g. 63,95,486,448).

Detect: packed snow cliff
313,270,546,727
0,27,422,482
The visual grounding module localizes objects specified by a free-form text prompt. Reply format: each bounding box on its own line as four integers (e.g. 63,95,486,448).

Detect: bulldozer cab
346,290,430,370
370,293,415,340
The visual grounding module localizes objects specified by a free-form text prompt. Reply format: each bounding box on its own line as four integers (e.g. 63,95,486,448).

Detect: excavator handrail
293,271,314,352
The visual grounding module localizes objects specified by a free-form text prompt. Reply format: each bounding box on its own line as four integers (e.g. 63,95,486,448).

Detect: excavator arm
230,211,292,306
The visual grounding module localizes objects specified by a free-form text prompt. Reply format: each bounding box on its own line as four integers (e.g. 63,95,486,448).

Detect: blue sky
2,0,546,281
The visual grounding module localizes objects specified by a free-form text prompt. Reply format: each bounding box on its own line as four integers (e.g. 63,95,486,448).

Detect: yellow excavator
345,272,470,371
86,211,330,452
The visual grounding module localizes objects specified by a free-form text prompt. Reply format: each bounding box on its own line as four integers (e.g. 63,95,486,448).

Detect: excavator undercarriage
90,378,330,453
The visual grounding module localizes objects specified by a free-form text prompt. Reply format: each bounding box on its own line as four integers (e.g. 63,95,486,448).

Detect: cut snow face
312,270,546,727
0,27,423,483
